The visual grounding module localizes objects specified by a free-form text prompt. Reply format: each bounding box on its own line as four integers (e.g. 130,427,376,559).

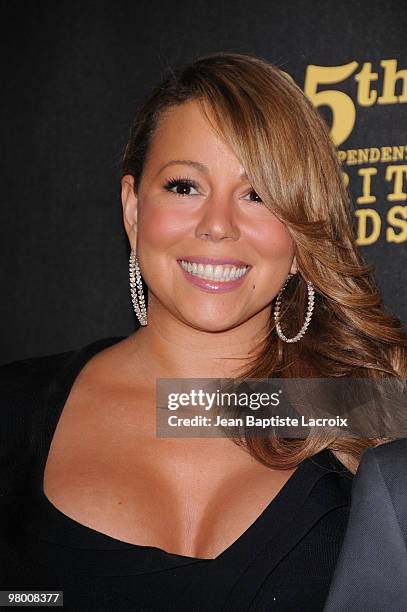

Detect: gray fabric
324,438,407,612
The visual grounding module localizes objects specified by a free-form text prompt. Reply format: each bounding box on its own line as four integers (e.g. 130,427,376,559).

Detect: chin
180,313,244,333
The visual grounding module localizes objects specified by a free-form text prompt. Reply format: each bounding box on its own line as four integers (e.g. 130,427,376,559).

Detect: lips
177,258,251,294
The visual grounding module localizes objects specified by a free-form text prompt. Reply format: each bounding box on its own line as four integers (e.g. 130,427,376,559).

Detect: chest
42,379,296,559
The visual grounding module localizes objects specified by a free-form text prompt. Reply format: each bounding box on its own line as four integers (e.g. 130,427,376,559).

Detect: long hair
122,52,407,472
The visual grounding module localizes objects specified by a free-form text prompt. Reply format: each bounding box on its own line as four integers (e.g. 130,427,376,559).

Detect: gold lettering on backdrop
356,168,377,204
299,60,407,246
338,146,407,166
354,209,381,245
378,60,407,104
386,166,407,201
355,62,378,106
304,62,358,146
304,60,407,147
341,161,407,245
387,206,407,243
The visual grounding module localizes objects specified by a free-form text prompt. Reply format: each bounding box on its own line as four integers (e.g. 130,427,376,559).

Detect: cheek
246,217,295,299
138,197,187,250
249,217,294,261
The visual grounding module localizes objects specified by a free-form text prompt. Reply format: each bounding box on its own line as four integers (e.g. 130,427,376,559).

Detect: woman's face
122,99,297,332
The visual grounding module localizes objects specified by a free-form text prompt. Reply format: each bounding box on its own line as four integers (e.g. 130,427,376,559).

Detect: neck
129,300,271,380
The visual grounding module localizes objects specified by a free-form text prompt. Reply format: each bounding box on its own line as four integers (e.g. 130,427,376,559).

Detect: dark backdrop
1,0,406,362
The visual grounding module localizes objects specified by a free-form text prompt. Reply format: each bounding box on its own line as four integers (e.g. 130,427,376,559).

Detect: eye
242,189,263,204
163,176,200,197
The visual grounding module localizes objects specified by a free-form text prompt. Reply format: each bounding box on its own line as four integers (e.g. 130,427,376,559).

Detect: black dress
0,336,353,611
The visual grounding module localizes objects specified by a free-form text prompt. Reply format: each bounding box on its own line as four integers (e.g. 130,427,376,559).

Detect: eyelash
163,176,263,203
163,176,197,195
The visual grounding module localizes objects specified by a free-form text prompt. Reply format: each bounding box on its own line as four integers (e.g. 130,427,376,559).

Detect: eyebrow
157,159,248,179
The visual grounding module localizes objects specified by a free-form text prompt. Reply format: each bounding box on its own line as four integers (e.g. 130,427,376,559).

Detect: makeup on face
177,256,252,294
133,100,295,316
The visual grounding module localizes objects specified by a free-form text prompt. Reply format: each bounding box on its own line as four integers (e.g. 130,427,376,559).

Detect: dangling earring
274,273,315,343
129,248,148,326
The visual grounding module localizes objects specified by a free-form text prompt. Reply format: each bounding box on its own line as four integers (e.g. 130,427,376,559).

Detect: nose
195,193,240,242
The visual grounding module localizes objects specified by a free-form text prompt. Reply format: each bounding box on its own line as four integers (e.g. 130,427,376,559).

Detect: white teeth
214,265,223,279
179,260,249,282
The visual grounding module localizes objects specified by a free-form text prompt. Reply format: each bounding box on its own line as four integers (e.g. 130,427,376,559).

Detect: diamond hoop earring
274,273,315,343
129,248,148,326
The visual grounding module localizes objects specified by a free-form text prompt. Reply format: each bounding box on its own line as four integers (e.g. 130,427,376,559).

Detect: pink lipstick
177,258,252,294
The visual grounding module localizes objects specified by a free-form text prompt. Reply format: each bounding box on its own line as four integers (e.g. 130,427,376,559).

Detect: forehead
155,99,214,138
146,100,243,175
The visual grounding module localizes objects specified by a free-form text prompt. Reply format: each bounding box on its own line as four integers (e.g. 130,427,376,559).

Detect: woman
1,52,406,611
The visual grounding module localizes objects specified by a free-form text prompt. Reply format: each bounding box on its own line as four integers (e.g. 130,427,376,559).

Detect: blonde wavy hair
122,52,407,472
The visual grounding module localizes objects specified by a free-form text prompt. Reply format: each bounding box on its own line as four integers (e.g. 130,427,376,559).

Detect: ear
121,175,138,247
290,255,298,275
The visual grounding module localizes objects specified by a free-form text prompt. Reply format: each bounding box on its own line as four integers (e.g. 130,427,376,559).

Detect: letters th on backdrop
300,60,406,247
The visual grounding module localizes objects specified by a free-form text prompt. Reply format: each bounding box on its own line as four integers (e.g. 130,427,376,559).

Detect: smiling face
121,99,297,332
